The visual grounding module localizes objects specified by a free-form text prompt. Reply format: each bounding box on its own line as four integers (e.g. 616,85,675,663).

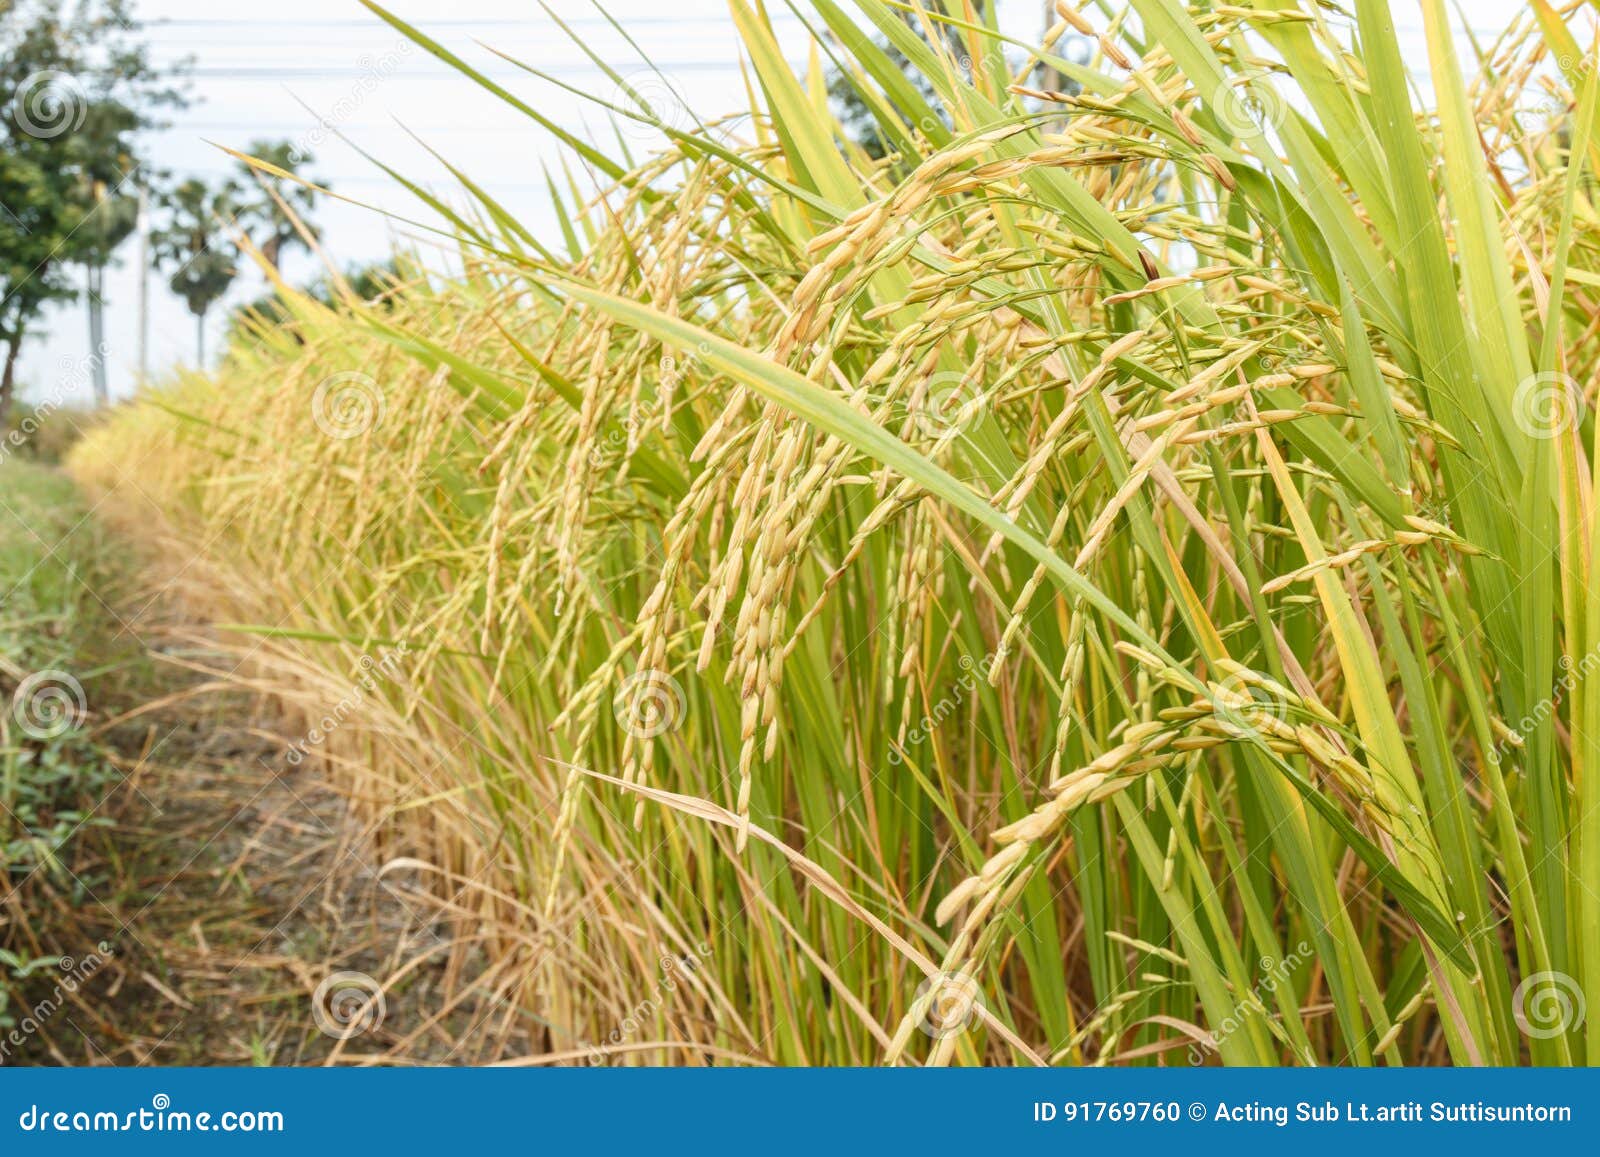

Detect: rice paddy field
49,0,1600,1066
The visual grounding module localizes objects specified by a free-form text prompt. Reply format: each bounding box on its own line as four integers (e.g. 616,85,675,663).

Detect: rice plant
67,0,1600,1065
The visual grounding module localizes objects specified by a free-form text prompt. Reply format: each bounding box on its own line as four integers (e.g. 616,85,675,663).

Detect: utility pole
86,260,109,406
136,181,150,387
87,181,109,406
1041,0,1065,91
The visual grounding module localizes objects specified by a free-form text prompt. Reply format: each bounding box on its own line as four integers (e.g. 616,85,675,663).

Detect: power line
164,125,721,136
148,26,792,42
148,15,800,28
169,63,753,76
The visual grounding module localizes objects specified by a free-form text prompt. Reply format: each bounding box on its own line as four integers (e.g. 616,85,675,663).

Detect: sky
10,0,1532,408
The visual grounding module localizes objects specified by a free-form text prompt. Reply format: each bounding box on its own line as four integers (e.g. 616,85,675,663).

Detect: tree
825,37,945,163
225,256,409,351
60,1,183,404
236,140,326,273
823,7,1080,164
71,171,139,406
0,0,185,424
151,179,240,366
1,7,86,428
0,142,79,429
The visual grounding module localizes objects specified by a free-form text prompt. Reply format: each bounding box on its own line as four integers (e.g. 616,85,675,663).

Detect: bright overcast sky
12,0,1534,407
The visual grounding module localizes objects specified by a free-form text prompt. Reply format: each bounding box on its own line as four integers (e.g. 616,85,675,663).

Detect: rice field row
64,0,1600,1065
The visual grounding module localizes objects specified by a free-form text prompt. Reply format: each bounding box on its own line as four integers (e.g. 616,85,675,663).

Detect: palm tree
236,140,325,272
151,178,240,366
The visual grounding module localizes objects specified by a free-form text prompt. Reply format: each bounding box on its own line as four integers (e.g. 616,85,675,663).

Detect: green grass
0,459,133,863
0,461,138,678
0,461,136,1033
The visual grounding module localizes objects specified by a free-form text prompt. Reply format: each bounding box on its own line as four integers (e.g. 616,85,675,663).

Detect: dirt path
2,465,491,1065
15,692,448,1065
